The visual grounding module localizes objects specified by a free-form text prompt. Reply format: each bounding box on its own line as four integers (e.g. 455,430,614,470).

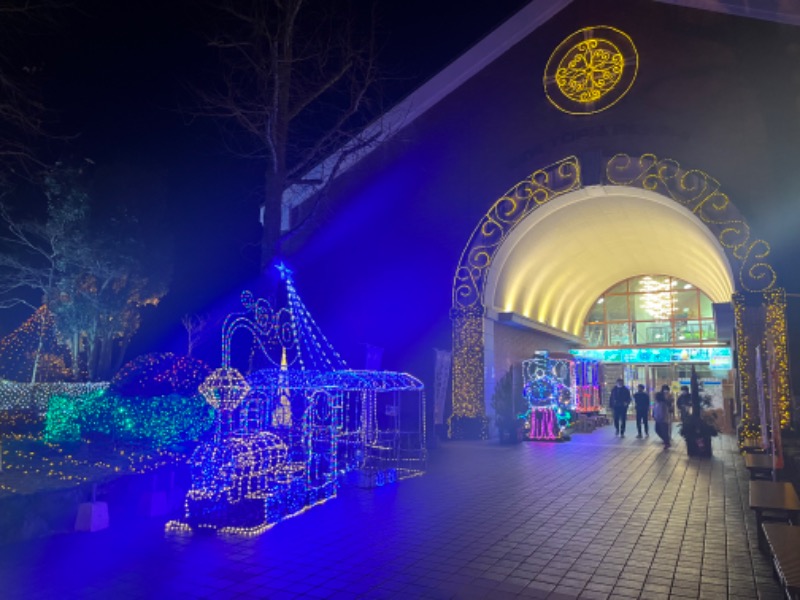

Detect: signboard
570,346,732,370
679,378,723,408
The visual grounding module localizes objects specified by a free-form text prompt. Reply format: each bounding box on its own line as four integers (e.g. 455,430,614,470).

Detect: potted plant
492,367,525,443
678,366,719,457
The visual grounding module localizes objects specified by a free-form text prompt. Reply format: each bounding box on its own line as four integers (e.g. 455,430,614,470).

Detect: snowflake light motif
556,38,624,104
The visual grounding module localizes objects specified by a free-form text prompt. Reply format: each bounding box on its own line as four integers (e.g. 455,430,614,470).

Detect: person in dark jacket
676,385,691,420
653,384,672,448
633,384,650,438
609,378,632,437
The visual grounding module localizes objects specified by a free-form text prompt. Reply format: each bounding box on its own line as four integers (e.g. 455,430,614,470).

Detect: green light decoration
44,390,215,449
43,352,217,448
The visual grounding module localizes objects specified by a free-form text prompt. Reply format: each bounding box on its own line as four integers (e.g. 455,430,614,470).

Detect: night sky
2,0,530,358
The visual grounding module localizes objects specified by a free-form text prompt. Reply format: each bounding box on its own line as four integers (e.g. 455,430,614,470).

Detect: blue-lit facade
282,0,798,440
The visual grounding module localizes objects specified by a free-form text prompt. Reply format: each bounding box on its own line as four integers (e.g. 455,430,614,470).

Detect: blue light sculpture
166,263,426,536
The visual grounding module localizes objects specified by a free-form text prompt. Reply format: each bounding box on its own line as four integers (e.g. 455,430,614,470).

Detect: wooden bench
746,453,783,480
749,481,800,553
762,523,800,599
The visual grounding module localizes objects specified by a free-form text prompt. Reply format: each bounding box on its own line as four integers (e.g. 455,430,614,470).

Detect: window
582,275,718,348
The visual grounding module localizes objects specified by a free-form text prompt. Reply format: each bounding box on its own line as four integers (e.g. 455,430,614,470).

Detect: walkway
0,427,784,599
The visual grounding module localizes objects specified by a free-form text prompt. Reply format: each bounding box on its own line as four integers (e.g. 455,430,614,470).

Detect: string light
0,380,107,414
0,306,71,383
449,307,488,440
521,352,578,440
450,157,581,439
168,263,426,537
40,353,216,448
449,152,780,443
530,407,560,440
764,290,791,430
732,292,790,448
44,389,215,449
0,430,185,497
544,26,639,115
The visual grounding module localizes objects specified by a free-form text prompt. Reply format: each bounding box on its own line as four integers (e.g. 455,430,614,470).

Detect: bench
749,481,800,553
746,453,783,480
762,523,800,599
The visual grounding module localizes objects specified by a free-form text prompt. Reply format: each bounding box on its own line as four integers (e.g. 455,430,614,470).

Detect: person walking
609,378,632,437
654,384,672,448
633,384,650,438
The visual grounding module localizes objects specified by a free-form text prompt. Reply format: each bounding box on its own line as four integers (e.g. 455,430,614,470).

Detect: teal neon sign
570,347,732,370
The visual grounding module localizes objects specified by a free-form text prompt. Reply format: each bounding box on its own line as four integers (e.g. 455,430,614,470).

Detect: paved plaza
0,426,785,599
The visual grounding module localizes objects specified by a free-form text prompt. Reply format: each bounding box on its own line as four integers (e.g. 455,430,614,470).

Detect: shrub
45,389,215,449
110,353,211,398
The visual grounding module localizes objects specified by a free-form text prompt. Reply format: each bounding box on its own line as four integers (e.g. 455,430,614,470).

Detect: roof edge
280,0,574,229
655,0,800,26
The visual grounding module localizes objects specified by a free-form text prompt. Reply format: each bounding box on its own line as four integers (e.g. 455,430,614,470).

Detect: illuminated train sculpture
166,265,426,536
521,351,600,440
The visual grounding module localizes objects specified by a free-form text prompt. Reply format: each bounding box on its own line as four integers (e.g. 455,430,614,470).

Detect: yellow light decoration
0,429,183,497
450,307,484,420
451,153,780,444
606,153,777,293
544,26,638,115
0,306,71,384
764,289,791,430
732,294,757,447
450,158,580,435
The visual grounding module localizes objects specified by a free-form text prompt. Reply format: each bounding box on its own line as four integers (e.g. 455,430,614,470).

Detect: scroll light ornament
604,153,777,293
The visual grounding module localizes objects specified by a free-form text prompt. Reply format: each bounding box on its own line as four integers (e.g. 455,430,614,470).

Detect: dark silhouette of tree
195,0,385,268
0,1,59,181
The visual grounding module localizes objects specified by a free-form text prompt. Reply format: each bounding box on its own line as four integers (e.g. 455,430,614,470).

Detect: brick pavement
0,426,784,599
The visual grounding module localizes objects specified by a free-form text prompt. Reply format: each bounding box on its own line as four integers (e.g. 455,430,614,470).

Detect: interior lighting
638,276,673,320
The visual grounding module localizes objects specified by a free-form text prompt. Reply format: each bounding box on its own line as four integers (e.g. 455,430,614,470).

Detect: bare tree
181,313,208,357
0,168,87,380
0,164,170,381
0,1,59,180
196,0,384,268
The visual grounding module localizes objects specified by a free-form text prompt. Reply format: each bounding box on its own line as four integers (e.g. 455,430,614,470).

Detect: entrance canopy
485,185,735,338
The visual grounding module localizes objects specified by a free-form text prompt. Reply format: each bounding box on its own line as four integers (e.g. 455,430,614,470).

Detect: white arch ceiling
485,185,735,338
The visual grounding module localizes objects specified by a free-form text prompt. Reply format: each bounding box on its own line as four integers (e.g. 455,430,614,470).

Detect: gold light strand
765,289,791,430
733,294,759,448
450,308,484,419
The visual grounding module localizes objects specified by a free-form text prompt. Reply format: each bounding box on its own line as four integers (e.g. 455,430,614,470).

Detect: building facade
283,0,799,440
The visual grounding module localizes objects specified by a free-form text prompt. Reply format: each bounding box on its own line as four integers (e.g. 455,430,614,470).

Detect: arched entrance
450,153,790,442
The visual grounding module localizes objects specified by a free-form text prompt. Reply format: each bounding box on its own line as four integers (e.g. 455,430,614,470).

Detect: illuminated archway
485,184,735,338
449,153,788,441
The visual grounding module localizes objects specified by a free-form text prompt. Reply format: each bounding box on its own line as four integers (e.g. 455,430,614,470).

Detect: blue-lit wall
284,0,800,401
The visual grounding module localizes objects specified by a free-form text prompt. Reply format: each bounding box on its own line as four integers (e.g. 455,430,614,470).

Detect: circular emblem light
544,26,638,115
